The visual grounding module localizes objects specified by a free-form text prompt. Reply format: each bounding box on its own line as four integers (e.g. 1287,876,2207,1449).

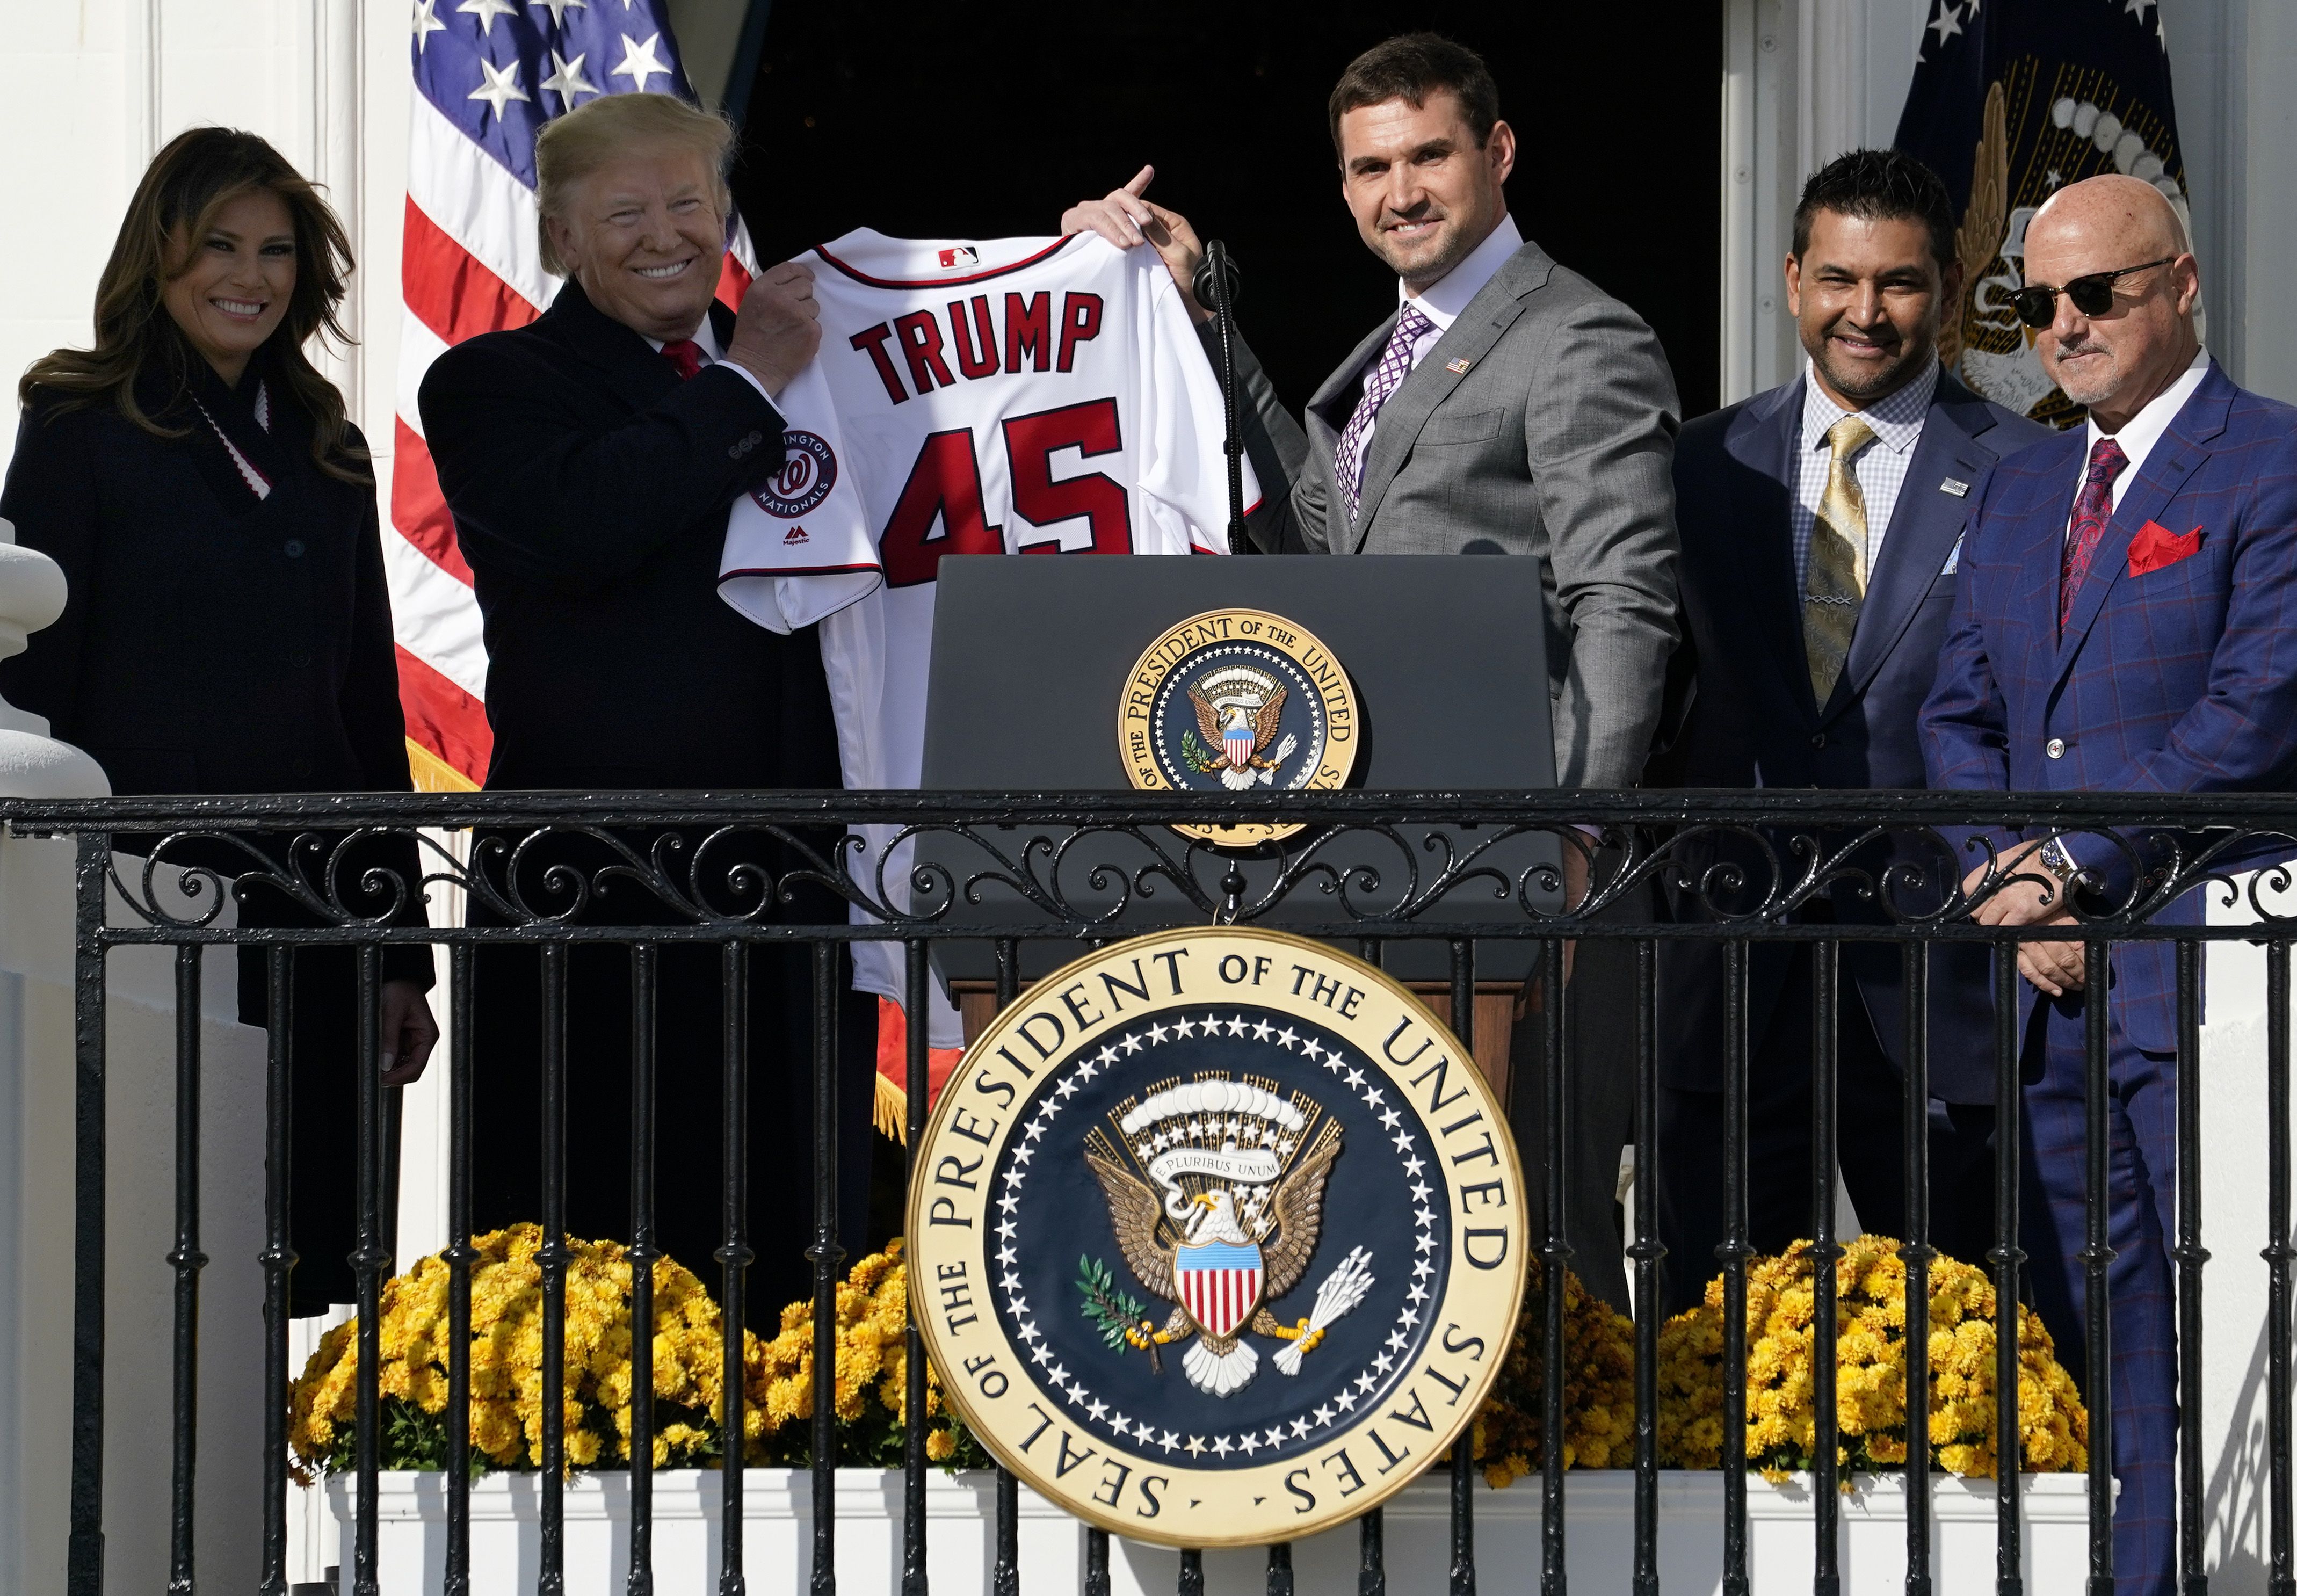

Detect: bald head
2031,173,2190,261
2023,173,2201,430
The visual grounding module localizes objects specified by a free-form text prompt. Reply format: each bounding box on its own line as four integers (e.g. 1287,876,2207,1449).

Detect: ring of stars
992,1012,1442,1463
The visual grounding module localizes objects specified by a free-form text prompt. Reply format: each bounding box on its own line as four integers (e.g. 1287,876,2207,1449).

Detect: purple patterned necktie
1334,305,1434,522
2059,436,2130,630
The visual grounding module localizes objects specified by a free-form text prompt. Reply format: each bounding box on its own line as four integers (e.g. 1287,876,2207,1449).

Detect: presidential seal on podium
908,927,1527,1548
1118,608,1360,844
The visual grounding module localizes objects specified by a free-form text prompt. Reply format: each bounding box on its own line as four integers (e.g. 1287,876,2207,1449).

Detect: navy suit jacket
1649,369,2047,1100
1922,361,2297,1054
419,280,842,792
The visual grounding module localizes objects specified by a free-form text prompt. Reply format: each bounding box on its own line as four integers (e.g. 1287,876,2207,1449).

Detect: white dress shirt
647,315,776,404
1336,212,1525,493
2067,344,2211,535
1791,358,1939,586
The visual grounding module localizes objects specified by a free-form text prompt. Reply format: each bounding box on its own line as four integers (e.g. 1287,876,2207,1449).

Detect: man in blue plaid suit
1923,174,2297,1595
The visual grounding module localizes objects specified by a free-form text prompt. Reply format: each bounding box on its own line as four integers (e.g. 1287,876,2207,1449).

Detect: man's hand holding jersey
727,259,823,398
1062,165,1212,327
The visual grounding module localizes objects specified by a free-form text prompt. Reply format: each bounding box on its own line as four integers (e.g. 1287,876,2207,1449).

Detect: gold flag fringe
405,738,480,793
874,1072,909,1144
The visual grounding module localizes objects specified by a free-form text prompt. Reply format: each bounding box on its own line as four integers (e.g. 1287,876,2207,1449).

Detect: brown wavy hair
18,127,368,483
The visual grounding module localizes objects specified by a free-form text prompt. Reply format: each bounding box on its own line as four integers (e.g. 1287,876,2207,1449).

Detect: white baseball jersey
718,229,1253,1044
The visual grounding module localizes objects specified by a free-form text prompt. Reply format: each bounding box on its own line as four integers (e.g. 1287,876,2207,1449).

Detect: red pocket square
2128,519,2204,577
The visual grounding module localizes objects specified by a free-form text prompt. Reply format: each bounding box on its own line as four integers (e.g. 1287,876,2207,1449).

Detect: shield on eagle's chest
1223,724,1255,768
1175,1240,1263,1338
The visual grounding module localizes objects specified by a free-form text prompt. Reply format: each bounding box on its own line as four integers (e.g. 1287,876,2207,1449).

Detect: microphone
1192,246,1242,316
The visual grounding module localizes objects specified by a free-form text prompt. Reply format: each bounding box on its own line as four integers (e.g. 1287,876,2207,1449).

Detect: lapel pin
1940,477,1971,498
1445,357,1473,374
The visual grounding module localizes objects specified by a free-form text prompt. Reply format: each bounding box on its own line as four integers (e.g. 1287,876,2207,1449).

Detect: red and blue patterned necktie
2059,436,2129,630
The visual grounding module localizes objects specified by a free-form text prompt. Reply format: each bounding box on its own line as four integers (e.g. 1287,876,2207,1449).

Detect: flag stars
466,57,531,121
530,0,588,24
457,0,519,34
412,0,448,51
610,30,672,91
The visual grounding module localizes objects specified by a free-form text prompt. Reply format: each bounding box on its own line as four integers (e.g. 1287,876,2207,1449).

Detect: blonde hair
534,93,736,274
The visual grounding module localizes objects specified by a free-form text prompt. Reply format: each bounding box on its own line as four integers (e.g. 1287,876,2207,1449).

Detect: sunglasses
2010,257,2177,330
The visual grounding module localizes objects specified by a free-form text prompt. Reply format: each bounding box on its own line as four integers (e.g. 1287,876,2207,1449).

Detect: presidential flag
1894,0,2190,429
393,0,755,789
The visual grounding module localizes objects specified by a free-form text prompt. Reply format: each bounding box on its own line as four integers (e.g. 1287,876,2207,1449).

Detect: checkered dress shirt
1791,360,1939,587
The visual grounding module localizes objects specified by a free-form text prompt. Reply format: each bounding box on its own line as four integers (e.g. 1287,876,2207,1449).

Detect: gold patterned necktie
1803,414,1876,705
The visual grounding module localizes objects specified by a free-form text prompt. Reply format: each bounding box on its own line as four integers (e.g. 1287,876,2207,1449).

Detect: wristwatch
2034,835,2081,886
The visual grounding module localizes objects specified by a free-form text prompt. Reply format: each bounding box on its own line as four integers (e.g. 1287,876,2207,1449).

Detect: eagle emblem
1182,666,1299,792
1081,1077,1374,1397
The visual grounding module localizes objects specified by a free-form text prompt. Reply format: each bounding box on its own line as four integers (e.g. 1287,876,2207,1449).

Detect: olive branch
1077,1254,1161,1372
1179,728,1226,774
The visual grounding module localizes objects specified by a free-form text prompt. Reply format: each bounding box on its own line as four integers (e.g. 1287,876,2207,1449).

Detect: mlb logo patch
937,246,979,270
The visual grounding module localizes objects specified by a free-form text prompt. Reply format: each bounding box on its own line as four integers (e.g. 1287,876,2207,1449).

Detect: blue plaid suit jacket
1921,360,2297,1052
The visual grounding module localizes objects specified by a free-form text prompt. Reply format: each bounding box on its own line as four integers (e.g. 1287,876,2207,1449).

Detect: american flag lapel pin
1445,357,1473,375
1940,477,1970,498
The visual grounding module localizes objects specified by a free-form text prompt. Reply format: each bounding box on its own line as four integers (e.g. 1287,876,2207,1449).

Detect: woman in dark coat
0,128,437,1316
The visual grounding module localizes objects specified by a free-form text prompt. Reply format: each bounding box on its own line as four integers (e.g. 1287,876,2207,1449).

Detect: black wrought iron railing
13,787,2297,1596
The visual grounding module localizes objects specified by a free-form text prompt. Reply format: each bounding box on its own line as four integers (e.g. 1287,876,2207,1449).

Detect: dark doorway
734,4,1723,419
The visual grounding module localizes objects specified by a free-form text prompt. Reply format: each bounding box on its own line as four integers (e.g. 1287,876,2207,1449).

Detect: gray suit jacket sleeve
1195,321,1321,554
1530,296,1682,788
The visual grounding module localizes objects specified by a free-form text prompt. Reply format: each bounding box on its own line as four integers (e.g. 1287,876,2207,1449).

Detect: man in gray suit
1068,31,1681,808
1065,33,1681,1308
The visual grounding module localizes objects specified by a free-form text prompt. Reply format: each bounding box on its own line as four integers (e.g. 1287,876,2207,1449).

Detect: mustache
1822,317,1902,349
2053,334,2110,360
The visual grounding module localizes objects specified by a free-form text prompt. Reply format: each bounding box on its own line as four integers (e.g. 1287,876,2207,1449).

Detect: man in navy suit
1649,150,2046,1317
1924,174,2297,1595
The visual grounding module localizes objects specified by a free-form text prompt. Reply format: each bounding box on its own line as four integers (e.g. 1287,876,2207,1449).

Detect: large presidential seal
908,927,1526,1548
1119,610,1360,845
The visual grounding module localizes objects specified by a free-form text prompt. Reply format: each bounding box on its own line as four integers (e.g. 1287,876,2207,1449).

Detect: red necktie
2059,436,2129,630
660,338,705,381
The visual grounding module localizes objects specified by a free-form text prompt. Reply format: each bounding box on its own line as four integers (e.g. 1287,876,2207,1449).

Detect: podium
916,554,1557,1100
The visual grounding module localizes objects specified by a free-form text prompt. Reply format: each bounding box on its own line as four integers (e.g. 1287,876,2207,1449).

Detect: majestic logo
909,927,1525,1548
782,525,809,544
1119,610,1360,845
752,430,838,518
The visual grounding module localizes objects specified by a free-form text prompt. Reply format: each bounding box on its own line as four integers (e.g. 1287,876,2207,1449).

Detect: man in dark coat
1646,150,2048,1315
419,92,872,1317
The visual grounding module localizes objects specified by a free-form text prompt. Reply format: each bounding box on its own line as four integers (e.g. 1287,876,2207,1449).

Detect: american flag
394,0,755,788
